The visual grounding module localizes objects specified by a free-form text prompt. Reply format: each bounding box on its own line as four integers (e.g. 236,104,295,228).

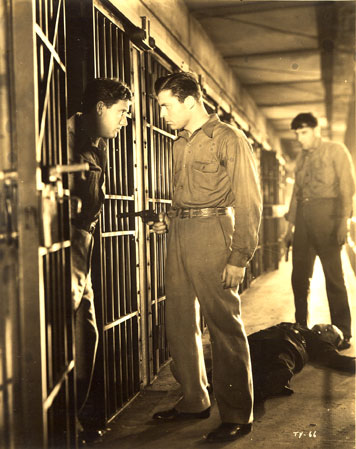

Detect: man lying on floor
206,322,355,403
249,322,355,402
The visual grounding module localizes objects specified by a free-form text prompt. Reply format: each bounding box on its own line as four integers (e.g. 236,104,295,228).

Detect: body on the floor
206,322,355,403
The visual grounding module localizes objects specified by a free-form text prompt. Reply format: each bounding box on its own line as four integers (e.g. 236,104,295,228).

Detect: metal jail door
143,52,175,380
87,4,176,423
8,1,78,447
90,7,141,423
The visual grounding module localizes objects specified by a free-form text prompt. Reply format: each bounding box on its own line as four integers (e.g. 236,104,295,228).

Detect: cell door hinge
0,170,18,245
129,17,155,51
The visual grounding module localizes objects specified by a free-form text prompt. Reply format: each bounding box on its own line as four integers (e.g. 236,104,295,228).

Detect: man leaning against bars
68,78,131,443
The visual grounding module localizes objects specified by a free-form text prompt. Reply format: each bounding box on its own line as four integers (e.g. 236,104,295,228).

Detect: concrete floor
88,252,356,449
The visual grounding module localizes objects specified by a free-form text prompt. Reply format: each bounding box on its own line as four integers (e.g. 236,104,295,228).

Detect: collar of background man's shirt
177,114,220,141
303,136,322,153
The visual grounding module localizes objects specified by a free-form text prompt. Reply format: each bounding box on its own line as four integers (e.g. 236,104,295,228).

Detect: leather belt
173,207,233,219
300,197,336,204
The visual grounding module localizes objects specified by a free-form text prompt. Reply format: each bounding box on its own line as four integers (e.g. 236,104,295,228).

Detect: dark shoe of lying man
339,337,351,350
205,422,252,442
153,407,210,421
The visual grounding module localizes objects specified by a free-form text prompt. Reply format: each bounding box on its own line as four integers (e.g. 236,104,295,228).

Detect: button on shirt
286,137,356,224
171,114,262,267
67,113,107,229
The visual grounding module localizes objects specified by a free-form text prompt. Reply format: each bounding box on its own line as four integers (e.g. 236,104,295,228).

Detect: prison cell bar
92,7,141,422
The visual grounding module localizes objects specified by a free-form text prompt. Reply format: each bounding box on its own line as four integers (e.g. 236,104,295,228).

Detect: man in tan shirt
285,113,355,349
151,72,262,442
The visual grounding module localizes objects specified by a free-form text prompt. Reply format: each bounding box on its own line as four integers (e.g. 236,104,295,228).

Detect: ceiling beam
257,94,352,108
224,48,319,61
257,100,325,108
241,80,337,89
190,1,325,18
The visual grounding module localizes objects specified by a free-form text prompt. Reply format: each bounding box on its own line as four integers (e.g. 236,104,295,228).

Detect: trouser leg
165,218,210,412
318,249,351,338
167,215,253,424
262,348,296,397
292,205,316,325
305,200,352,339
71,229,99,419
75,272,99,416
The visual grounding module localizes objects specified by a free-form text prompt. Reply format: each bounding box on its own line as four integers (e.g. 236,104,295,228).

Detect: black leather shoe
153,407,210,420
339,338,351,350
79,428,105,445
205,422,252,442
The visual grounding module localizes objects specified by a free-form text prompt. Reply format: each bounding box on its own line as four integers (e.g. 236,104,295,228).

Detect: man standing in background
68,78,131,442
151,72,262,442
284,113,356,350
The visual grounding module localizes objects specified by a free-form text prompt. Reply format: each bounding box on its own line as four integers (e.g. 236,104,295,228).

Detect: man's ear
96,101,105,115
184,95,195,110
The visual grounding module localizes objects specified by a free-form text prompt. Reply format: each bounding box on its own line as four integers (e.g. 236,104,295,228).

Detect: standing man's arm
284,184,297,247
222,129,262,289
334,144,356,245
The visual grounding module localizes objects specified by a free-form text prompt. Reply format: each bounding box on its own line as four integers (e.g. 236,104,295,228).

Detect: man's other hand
284,223,294,248
337,218,348,246
221,264,246,289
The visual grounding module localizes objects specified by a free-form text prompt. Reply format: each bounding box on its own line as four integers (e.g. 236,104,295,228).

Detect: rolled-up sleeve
333,143,356,218
224,130,262,267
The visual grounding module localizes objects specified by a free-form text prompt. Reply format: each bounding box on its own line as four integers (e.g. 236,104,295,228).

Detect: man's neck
304,136,320,151
184,108,210,135
80,113,101,146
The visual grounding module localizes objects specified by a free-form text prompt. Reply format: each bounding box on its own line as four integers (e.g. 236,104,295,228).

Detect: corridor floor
88,252,356,449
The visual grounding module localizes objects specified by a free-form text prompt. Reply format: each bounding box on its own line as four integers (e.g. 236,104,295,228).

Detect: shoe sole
205,427,252,442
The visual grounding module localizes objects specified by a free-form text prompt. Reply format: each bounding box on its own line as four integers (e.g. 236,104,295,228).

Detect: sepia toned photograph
1,1,355,448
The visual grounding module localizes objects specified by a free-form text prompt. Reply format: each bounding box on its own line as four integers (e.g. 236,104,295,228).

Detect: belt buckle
178,208,187,219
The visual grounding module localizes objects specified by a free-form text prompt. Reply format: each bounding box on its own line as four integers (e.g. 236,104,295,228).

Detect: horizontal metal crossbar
104,311,139,330
43,360,74,410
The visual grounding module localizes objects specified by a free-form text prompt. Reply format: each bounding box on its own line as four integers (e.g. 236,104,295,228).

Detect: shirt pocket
192,160,219,173
313,158,333,185
191,159,221,192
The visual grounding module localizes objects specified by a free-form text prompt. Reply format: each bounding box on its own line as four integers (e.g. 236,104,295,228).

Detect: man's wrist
228,250,248,267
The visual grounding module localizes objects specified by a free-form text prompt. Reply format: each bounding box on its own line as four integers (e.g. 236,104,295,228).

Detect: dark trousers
249,339,300,401
71,227,99,423
292,199,351,338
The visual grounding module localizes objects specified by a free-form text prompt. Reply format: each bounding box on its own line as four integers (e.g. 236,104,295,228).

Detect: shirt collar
75,113,106,152
303,137,322,154
178,114,220,140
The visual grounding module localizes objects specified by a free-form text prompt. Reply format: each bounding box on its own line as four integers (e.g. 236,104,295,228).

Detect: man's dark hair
82,78,132,113
154,72,202,102
291,113,318,130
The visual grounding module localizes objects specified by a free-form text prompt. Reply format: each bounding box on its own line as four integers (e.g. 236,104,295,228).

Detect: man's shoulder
67,113,80,141
67,115,77,157
321,138,347,153
67,113,79,130
213,121,247,142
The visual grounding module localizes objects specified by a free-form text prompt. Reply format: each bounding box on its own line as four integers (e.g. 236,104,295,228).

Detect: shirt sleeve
333,143,356,218
222,129,263,267
285,183,298,224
